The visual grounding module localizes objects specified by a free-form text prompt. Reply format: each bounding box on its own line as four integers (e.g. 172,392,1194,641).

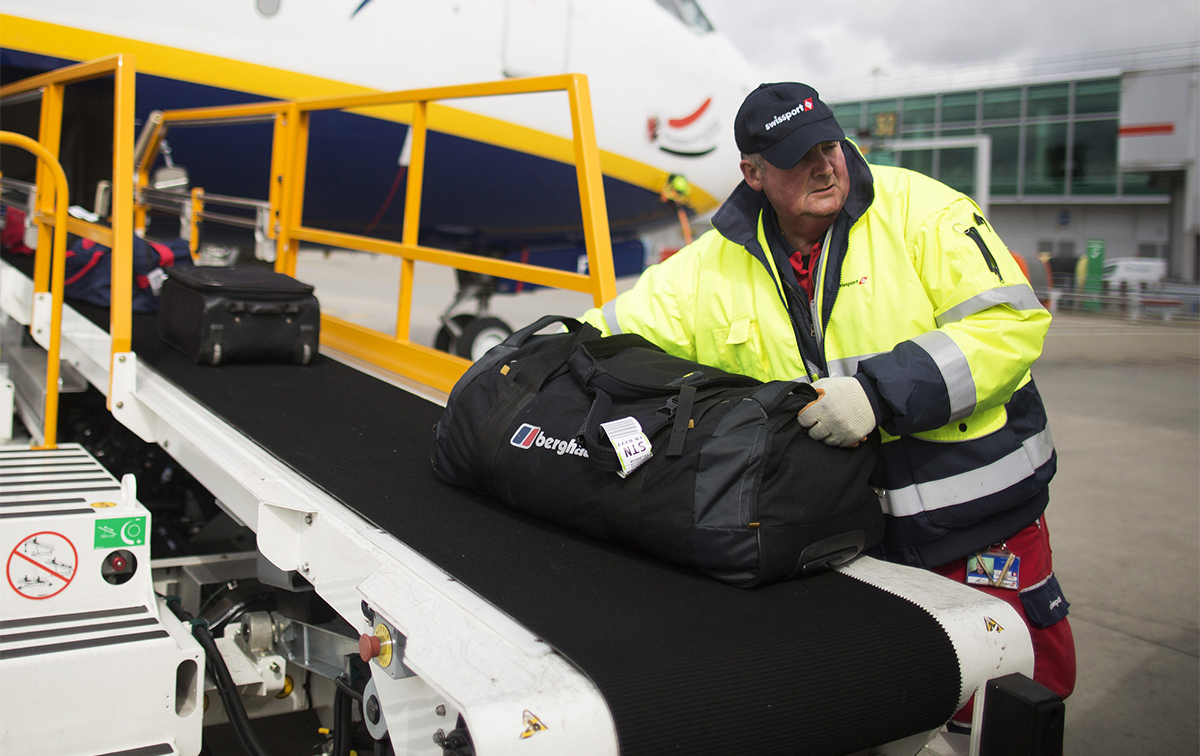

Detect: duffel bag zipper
964,225,1004,282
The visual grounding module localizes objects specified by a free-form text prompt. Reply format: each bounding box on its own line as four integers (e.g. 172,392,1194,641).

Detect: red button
359,633,381,662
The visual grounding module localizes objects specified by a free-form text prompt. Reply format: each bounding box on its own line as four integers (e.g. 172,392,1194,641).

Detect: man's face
740,141,849,228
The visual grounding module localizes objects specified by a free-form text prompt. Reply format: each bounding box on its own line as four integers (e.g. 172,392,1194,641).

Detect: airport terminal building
825,45,1199,283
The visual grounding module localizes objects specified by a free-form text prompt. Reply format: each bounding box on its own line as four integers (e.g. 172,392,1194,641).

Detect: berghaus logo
510,424,589,457
511,424,540,449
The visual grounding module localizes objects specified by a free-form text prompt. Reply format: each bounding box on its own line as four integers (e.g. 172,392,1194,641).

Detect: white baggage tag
600,416,653,478
147,267,168,296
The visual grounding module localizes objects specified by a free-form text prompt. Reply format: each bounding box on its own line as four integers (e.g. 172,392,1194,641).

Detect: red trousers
932,515,1076,723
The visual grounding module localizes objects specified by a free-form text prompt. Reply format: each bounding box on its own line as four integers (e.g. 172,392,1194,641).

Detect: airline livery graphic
647,97,722,157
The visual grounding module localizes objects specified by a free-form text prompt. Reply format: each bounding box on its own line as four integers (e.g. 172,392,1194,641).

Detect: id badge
966,549,1020,590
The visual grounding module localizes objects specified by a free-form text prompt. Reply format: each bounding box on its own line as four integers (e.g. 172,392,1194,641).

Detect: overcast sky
699,0,1200,97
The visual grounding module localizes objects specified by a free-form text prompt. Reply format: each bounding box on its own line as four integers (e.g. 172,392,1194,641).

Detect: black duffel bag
431,315,884,587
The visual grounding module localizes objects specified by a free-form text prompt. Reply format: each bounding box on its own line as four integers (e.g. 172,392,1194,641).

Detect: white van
1102,257,1167,286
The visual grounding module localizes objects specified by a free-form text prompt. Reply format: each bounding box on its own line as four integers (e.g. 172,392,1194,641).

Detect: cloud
700,0,1200,87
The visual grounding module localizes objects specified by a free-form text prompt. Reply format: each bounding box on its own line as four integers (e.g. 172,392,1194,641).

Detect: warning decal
519,710,548,739
6,531,78,599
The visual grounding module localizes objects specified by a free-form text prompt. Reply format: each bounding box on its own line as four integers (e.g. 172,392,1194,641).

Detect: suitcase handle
224,301,304,316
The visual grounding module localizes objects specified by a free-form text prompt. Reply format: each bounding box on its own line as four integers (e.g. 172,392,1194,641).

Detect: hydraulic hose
332,675,362,756
166,597,273,756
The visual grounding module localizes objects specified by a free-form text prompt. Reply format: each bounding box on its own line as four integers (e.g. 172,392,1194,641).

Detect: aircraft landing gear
435,265,514,361
435,314,513,362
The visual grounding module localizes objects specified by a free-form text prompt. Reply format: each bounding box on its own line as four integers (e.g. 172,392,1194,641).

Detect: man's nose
813,152,835,176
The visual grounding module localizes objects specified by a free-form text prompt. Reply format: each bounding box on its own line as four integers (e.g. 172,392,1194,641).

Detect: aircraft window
653,0,715,33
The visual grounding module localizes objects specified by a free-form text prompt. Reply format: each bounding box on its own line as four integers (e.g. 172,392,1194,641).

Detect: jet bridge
1,56,1043,756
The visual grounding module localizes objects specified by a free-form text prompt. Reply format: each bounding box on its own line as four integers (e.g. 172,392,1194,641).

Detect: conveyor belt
10,262,961,755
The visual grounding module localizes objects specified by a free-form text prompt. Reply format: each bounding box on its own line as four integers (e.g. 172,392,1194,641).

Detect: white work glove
797,376,877,447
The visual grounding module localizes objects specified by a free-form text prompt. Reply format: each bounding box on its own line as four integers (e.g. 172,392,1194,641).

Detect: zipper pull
973,212,991,231
964,226,1004,283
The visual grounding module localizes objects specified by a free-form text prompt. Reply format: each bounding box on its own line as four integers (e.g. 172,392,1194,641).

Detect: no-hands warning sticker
6,532,78,599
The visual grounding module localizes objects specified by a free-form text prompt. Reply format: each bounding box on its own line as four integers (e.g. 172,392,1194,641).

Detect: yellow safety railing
143,75,617,393
132,100,295,253
0,132,69,448
0,54,137,384
282,74,617,392
5,60,616,404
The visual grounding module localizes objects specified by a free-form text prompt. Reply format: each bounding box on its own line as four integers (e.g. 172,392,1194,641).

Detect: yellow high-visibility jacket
583,144,1055,567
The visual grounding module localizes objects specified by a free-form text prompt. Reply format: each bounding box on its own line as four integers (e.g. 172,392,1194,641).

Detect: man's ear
739,159,764,191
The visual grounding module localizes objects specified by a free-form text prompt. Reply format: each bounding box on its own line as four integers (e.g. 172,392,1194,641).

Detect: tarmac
295,250,1200,755
1035,313,1199,755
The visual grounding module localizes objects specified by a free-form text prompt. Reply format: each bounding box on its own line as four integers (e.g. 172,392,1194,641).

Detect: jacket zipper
769,267,814,382
964,226,1004,282
810,227,832,353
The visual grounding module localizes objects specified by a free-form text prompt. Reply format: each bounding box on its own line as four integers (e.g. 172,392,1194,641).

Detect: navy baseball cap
734,83,845,169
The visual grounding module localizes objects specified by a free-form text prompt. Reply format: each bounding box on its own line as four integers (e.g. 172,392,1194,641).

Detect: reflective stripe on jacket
582,143,1056,567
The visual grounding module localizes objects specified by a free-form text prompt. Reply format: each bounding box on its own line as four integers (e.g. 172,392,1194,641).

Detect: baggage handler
582,82,1075,721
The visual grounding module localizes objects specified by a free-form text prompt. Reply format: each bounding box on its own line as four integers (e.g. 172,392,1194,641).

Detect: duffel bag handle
757,380,818,416
565,333,664,387
470,316,603,488
503,314,588,350
506,317,602,394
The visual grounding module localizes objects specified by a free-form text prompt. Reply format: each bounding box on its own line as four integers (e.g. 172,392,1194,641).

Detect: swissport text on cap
735,82,845,170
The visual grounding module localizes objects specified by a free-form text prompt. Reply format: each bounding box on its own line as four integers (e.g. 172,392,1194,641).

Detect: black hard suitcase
157,266,320,365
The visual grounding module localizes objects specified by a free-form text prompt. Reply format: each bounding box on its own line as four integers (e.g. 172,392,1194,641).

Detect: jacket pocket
710,315,770,378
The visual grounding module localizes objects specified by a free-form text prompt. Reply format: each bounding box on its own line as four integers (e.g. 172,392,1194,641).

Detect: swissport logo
764,99,813,131
510,424,589,458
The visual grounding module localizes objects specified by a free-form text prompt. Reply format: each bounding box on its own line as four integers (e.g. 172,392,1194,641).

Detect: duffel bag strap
470,319,602,490
665,384,697,457
583,381,729,466
579,389,621,472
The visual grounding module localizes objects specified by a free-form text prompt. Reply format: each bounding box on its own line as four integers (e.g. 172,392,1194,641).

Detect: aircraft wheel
455,316,513,361
434,314,475,353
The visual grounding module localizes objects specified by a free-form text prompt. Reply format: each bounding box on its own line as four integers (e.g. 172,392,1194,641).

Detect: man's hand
797,376,876,447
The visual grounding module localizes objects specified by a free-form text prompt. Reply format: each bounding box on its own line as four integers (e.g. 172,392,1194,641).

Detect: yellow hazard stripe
0,14,717,212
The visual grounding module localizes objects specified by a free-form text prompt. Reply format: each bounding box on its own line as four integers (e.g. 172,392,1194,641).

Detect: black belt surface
7,257,960,755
